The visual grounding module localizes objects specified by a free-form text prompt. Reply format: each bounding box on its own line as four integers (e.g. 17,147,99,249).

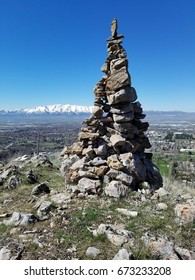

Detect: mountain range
0,104,195,120
0,104,94,115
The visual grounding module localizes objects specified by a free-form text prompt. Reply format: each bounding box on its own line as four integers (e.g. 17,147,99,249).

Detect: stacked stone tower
61,19,162,197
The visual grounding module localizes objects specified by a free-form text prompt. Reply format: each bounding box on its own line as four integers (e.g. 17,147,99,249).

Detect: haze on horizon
0,0,195,112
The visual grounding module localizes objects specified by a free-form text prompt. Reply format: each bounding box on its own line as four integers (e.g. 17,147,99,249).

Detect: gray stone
37,201,53,217
7,175,20,189
70,158,85,171
113,248,133,260
0,242,24,260
156,203,168,211
78,177,101,194
93,223,134,246
3,212,37,226
113,111,134,123
91,157,107,166
86,247,101,258
94,144,107,156
106,169,133,186
105,180,128,198
110,103,133,114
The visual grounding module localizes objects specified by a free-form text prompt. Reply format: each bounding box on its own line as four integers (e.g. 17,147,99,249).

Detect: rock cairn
61,19,162,197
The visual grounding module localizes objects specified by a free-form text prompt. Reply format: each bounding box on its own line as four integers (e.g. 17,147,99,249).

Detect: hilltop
0,152,195,260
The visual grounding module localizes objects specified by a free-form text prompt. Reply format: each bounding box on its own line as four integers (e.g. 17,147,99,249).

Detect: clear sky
0,0,194,112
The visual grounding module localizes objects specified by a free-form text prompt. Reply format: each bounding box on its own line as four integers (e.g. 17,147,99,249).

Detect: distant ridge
0,104,94,115
0,104,194,118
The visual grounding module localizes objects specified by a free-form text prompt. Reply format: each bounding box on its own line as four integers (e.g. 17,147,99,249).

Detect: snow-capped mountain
0,104,94,115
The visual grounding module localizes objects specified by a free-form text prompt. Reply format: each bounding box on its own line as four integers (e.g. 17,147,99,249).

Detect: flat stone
78,132,99,140
113,111,134,123
91,157,107,166
116,208,138,217
107,86,137,104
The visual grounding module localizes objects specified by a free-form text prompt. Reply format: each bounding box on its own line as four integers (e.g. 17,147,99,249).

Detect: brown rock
107,155,123,170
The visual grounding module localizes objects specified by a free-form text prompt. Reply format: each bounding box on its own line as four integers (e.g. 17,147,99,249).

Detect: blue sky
0,0,194,111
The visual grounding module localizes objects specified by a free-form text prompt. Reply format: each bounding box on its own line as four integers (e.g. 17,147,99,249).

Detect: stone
78,131,99,141
26,170,37,184
107,86,137,104
113,111,134,123
110,134,126,147
151,188,169,199
113,248,133,260
31,182,50,196
7,175,20,189
37,201,53,217
94,166,109,176
129,154,147,181
86,247,101,258
94,143,107,156
93,223,134,246
156,203,168,211
105,180,128,198
107,155,124,170
174,199,195,223
116,208,138,217
0,242,24,260
106,67,130,91
77,177,101,194
106,169,133,186
93,106,103,118
91,157,107,166
70,158,85,171
3,212,37,226
110,103,133,114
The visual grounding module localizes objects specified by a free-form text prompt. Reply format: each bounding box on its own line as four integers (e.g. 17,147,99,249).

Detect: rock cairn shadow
61,19,163,197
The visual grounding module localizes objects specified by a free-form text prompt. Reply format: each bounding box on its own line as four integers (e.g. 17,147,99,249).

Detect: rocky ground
0,153,195,260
